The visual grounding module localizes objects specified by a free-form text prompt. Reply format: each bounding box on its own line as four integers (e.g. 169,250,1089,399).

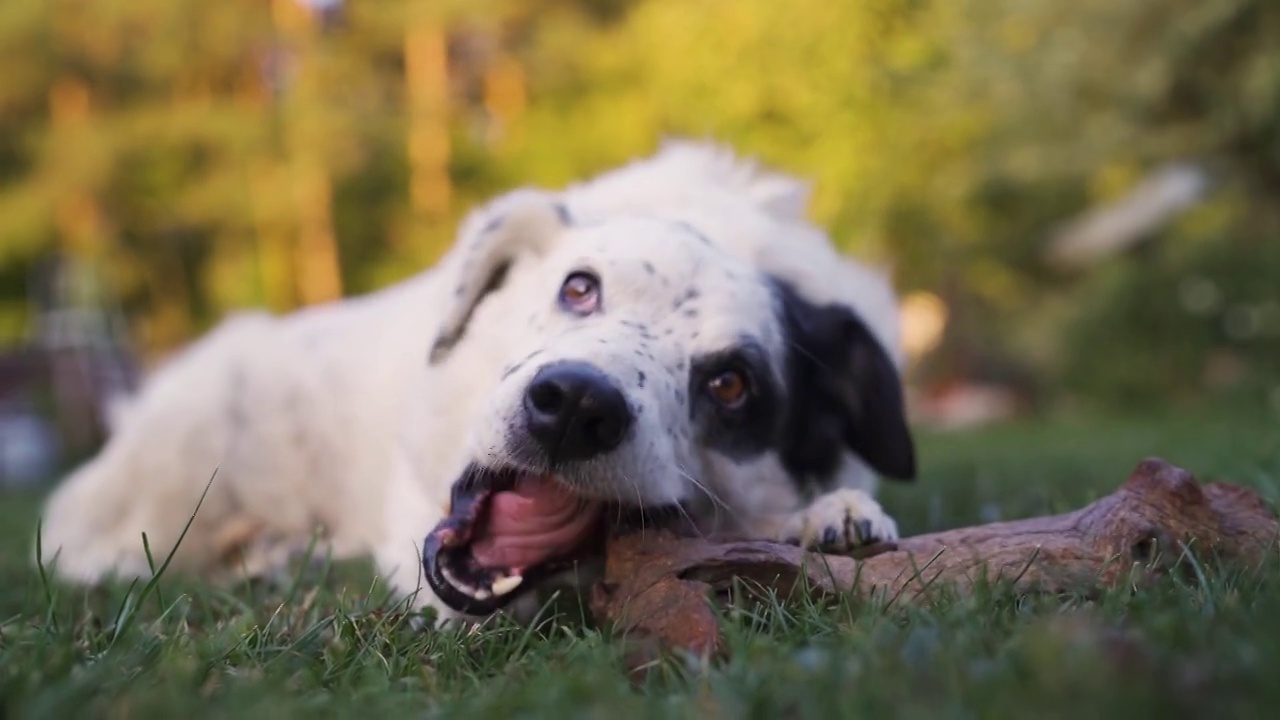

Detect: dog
37,141,916,624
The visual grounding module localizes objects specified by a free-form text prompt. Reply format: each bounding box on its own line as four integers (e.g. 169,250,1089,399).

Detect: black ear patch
771,278,917,487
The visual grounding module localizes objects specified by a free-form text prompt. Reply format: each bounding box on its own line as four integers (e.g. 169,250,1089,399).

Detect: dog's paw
777,489,899,554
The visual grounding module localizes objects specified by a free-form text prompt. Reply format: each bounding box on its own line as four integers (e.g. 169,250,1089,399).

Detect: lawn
2,409,1279,719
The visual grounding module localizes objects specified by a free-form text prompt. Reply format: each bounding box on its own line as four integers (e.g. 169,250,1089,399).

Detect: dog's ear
772,278,917,481
428,191,572,365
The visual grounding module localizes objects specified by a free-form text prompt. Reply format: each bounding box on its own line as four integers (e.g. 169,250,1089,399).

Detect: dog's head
421,192,915,615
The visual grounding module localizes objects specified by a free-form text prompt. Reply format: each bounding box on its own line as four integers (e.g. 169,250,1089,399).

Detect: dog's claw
856,519,874,544
775,488,900,555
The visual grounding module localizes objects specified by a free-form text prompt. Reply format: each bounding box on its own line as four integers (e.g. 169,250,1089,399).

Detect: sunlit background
1,0,1277,484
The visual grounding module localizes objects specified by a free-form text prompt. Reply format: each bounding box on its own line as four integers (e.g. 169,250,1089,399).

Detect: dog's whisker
667,497,703,539
675,464,739,532
622,471,647,541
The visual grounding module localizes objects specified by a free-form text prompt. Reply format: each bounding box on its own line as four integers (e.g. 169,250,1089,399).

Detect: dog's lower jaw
420,463,617,615
417,564,602,630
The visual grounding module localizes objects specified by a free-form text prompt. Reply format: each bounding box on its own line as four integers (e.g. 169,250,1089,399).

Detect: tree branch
590,458,1279,659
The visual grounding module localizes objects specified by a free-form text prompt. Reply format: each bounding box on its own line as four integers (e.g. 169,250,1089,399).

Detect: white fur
38,141,907,622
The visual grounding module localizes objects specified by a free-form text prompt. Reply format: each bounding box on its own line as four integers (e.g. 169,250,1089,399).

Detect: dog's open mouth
422,464,607,615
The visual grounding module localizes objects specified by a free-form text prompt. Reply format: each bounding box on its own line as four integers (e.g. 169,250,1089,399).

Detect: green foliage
1058,198,1280,409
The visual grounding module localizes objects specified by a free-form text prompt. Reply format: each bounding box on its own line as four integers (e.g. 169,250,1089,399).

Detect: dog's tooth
440,566,477,595
443,576,489,600
491,574,524,596
441,566,461,586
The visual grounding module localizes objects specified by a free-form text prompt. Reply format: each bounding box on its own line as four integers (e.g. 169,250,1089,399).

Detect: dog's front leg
751,488,900,554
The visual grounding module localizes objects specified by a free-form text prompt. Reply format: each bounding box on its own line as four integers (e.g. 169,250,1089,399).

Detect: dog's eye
558,272,601,316
707,370,749,408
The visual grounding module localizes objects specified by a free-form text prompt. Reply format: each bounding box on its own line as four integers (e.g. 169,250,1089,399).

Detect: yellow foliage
0,0,1275,382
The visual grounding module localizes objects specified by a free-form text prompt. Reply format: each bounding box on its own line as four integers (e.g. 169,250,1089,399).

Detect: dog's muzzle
420,361,681,616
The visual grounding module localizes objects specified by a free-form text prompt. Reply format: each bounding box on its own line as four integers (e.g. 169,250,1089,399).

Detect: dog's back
38,275,446,583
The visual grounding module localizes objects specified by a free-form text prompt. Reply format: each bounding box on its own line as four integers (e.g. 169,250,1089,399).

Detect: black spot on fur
642,261,656,275
688,341,779,460
671,220,712,246
769,277,916,491
502,350,542,381
480,262,511,297
682,308,699,319
672,287,701,311
637,371,647,388
554,203,573,225
480,215,504,235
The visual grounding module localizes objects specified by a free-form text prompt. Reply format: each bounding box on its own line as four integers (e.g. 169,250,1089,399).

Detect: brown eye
707,370,749,408
558,271,601,316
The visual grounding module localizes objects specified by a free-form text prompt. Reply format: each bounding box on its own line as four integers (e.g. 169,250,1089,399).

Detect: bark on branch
590,458,1279,659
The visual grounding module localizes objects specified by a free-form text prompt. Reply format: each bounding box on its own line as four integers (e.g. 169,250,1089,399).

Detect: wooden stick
590,458,1279,659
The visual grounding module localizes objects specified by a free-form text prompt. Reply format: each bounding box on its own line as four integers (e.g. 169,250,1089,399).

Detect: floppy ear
428,190,572,365
773,278,917,481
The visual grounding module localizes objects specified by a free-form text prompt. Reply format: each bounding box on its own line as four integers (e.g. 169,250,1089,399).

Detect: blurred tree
272,0,345,306
928,0,1280,409
0,0,1275,411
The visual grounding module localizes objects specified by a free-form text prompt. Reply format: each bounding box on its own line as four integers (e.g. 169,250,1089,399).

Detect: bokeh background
2,0,1278,484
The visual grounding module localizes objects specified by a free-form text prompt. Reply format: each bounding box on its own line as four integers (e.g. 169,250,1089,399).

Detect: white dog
38,141,916,623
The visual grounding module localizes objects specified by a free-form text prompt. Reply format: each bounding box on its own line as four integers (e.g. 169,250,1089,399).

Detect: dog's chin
421,462,684,617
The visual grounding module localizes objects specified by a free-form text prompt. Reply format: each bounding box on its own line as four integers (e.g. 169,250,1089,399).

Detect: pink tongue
470,475,601,569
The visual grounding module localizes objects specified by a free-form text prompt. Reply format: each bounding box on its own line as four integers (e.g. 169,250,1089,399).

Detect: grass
2,409,1280,719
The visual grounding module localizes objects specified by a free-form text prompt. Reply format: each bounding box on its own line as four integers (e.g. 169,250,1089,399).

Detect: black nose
523,361,633,463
